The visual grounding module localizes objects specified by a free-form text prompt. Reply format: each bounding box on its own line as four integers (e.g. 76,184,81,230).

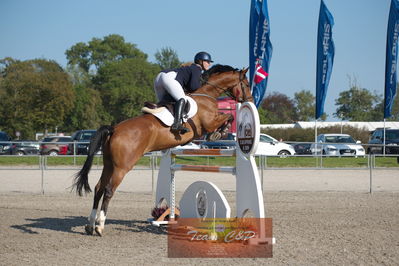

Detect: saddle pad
142,96,197,127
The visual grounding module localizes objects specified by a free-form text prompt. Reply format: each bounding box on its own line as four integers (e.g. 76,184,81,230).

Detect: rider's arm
188,64,202,92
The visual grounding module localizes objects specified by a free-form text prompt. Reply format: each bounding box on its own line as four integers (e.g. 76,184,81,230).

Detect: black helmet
194,52,213,63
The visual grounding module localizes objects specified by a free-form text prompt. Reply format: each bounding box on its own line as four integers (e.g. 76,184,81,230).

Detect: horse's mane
201,64,238,83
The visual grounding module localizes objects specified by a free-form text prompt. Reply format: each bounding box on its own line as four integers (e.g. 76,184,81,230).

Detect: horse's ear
242,67,249,75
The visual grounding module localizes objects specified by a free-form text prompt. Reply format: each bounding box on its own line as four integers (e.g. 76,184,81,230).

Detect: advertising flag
249,0,273,108
384,0,399,118
315,0,335,119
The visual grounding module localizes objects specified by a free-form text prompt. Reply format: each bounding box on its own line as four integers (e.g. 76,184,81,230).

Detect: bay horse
73,65,253,236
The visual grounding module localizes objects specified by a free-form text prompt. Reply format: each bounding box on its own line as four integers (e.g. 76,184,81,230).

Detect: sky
0,0,391,121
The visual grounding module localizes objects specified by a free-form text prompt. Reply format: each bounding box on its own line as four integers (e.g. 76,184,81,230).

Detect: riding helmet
194,52,213,63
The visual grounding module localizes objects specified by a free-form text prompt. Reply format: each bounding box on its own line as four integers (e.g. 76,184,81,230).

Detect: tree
65,34,163,124
0,58,75,138
62,65,111,131
94,58,160,123
260,92,297,123
293,90,315,121
293,90,327,121
155,47,182,69
334,86,382,121
65,34,147,73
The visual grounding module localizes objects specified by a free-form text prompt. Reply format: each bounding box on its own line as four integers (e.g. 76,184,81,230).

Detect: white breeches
154,71,187,102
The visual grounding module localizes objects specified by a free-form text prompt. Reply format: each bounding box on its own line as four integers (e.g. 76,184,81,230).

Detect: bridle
194,70,251,102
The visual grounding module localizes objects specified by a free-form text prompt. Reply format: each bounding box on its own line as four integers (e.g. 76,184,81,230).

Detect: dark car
11,141,40,156
293,143,312,155
40,136,72,156
200,133,236,149
68,130,97,155
368,129,399,154
0,131,13,155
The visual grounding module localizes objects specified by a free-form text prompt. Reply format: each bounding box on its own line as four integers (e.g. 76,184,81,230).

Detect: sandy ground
0,167,398,265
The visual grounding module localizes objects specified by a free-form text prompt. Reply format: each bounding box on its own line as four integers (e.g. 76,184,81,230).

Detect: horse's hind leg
85,166,112,235
95,167,127,236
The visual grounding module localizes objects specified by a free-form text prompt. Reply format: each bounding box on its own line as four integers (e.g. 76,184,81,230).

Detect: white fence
0,153,398,195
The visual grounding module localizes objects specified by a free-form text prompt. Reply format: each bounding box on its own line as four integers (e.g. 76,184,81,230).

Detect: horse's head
233,68,253,103
201,65,253,103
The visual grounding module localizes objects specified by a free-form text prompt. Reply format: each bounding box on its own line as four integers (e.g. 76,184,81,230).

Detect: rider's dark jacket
162,64,202,93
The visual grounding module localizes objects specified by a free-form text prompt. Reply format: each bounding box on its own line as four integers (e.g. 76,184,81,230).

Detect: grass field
0,154,398,168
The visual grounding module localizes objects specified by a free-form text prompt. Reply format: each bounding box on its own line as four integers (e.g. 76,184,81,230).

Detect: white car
310,134,365,156
255,134,296,156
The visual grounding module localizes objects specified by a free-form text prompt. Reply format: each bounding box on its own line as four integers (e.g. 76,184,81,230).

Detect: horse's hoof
85,225,94,235
95,226,103,237
208,131,221,141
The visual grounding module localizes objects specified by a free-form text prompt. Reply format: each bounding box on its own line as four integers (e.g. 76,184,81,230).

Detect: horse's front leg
218,113,234,138
203,113,234,140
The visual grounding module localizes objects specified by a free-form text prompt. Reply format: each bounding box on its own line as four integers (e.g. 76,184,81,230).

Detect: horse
73,64,253,236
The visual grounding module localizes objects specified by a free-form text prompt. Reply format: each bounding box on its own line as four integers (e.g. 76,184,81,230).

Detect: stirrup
171,124,190,134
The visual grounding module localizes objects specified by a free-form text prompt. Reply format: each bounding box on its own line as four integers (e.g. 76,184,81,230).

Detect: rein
189,93,216,100
202,71,249,102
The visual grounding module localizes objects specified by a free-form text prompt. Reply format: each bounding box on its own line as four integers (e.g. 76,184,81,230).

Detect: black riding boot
171,98,190,134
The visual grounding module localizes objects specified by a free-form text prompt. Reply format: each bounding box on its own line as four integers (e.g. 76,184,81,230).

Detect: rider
153,51,213,133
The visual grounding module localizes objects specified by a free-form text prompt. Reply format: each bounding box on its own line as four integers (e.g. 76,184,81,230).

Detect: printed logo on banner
168,218,273,258
237,102,259,155
196,189,207,217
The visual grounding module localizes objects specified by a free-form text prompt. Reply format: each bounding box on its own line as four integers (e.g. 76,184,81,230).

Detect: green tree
260,92,297,123
155,47,182,69
65,34,147,73
95,58,160,123
0,58,75,138
62,65,111,131
294,90,315,121
258,107,268,124
334,86,382,121
293,90,327,121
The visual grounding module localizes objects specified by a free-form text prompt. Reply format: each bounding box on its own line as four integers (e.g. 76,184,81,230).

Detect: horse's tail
73,125,114,196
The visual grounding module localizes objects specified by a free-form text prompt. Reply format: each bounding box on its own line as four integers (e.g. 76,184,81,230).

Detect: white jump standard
150,102,265,225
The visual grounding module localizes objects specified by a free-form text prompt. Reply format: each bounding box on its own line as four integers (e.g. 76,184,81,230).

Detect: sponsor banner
385,0,399,118
237,102,260,155
249,0,273,108
315,0,335,119
168,218,273,258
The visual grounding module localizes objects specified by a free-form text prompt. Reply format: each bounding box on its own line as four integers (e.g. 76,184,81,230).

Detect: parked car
201,132,296,156
293,143,312,155
368,129,399,154
40,136,72,156
11,141,40,156
311,134,365,156
68,130,97,155
255,134,296,156
0,131,12,155
200,133,236,149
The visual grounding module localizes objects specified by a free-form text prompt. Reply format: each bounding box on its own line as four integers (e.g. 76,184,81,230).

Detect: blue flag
249,0,273,108
384,0,399,118
315,0,335,119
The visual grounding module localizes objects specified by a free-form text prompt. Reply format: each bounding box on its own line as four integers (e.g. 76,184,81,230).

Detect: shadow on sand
11,216,167,235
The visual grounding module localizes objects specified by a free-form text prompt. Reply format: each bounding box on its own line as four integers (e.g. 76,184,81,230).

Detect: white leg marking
97,210,106,229
88,209,97,226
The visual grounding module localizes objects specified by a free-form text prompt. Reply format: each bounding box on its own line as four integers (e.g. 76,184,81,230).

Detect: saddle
142,100,190,117
141,97,198,127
